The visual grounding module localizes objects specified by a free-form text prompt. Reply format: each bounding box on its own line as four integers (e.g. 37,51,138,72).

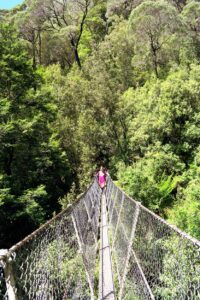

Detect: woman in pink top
97,166,107,189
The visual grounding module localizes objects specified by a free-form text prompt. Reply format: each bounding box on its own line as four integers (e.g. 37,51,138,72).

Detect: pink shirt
98,171,106,188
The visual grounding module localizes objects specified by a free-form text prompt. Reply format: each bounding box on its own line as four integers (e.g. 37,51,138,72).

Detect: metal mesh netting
1,177,200,300
0,179,101,300
106,178,200,300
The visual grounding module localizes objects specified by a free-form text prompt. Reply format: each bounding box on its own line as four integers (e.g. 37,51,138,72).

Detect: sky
0,0,23,9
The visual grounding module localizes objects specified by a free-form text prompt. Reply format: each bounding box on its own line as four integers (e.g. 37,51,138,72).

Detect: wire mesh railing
1,176,200,299
106,178,200,300
0,179,101,300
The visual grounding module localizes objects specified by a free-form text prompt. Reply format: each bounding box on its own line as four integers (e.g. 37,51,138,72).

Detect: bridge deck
99,193,115,300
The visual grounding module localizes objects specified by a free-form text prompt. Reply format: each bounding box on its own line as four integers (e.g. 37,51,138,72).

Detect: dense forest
0,0,200,248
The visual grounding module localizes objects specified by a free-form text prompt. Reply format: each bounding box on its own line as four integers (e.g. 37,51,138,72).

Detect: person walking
97,166,107,189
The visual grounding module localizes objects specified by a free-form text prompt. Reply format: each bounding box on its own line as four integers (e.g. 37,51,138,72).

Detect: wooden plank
99,193,115,300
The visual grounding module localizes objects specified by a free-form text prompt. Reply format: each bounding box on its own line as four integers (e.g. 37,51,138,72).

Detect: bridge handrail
0,177,100,300
0,177,199,300
114,181,200,247
7,179,95,254
107,178,200,300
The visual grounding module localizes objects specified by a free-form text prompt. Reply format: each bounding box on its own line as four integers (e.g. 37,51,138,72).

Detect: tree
129,0,181,77
181,1,200,60
14,0,52,69
34,0,92,68
0,24,72,247
169,0,187,12
107,0,143,19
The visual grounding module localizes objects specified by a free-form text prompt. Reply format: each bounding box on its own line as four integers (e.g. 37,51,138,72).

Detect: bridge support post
118,202,140,300
0,249,18,300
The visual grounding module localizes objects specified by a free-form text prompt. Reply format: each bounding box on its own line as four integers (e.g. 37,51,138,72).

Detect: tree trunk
4,150,14,176
32,31,37,70
74,48,81,69
38,30,42,65
151,44,159,78
70,38,81,68
149,32,159,78
153,53,159,78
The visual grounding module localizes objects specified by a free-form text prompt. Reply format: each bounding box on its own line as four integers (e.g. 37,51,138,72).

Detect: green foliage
17,238,90,298
168,163,200,239
129,0,182,77
0,24,72,247
59,182,77,209
1,0,200,247
155,236,200,299
117,65,200,236
116,150,182,212
17,185,47,223
43,240,90,293
181,1,200,60
0,23,37,97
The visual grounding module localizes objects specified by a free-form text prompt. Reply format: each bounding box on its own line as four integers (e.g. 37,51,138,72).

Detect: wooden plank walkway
99,192,115,300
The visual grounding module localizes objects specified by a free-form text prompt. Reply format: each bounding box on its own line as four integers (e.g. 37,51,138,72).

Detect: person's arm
105,170,109,177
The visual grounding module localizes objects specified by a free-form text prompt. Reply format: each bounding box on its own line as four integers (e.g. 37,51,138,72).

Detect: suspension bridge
0,177,200,299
